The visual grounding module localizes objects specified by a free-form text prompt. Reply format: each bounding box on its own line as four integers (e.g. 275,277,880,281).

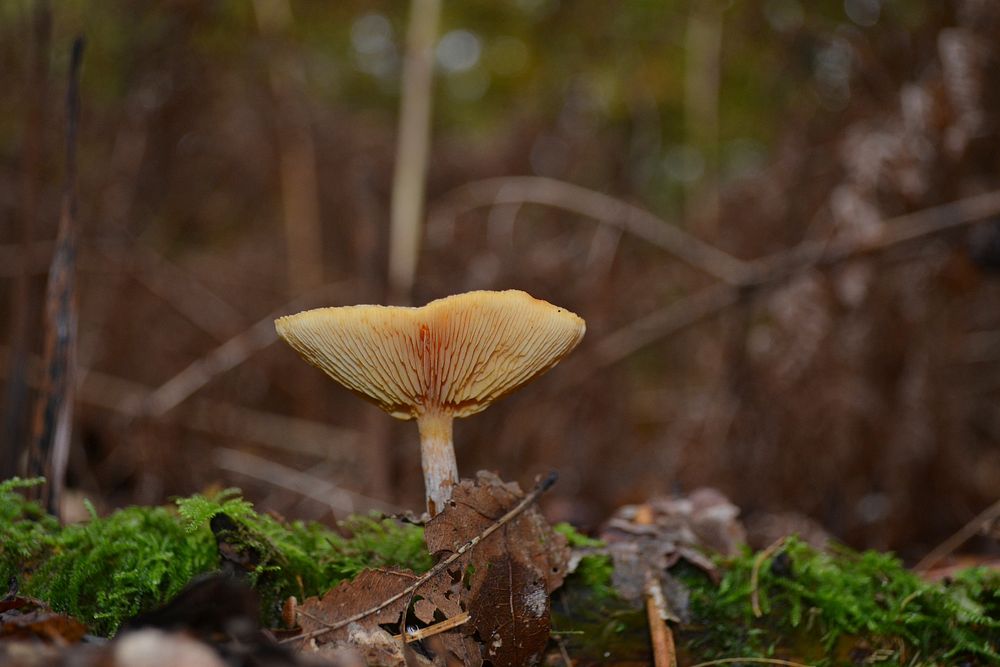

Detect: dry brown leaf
424,471,569,667
424,471,570,594
296,567,479,666
0,597,87,644
296,568,414,647
467,556,550,667
293,472,566,667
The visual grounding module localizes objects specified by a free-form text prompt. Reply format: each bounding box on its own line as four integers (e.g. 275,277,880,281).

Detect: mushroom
275,290,585,515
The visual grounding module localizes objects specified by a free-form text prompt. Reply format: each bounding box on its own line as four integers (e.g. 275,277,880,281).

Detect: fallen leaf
293,472,567,667
296,567,479,666
425,471,569,667
424,471,570,594
467,556,550,667
0,597,87,644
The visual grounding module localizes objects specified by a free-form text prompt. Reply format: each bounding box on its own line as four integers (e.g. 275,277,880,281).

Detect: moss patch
678,537,1000,665
549,531,999,665
1,478,429,636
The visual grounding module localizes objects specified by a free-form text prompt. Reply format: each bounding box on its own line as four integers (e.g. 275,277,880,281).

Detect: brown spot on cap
275,290,585,420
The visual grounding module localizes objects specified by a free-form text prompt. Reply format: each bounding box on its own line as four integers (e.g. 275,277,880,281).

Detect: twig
592,189,1000,370
281,471,559,645
0,237,249,344
919,557,1000,582
593,282,739,370
913,496,1000,572
78,369,360,460
0,349,361,461
26,35,84,515
125,242,247,341
391,611,470,643
427,176,749,284
142,282,344,416
645,571,677,667
213,447,397,515
388,0,441,303
750,537,787,618
556,636,573,666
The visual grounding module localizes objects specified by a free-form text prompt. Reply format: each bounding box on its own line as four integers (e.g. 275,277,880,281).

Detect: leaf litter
293,471,569,666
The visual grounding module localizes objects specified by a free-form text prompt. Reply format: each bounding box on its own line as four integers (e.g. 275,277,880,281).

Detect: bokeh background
2,0,999,561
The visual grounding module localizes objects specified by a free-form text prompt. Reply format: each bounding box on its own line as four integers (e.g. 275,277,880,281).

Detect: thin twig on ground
281,472,559,646
645,571,678,667
391,611,470,643
913,496,1000,572
556,636,573,666
751,537,788,618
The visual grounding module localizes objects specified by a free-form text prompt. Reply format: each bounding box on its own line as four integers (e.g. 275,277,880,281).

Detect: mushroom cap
275,290,585,420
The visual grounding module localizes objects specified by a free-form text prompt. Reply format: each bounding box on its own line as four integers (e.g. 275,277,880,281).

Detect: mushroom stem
416,410,458,516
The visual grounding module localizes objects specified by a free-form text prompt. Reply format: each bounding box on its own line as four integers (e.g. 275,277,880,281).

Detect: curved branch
592,189,1000,370
427,176,750,284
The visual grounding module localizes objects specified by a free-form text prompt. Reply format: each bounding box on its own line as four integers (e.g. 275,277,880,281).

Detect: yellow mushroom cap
275,290,585,420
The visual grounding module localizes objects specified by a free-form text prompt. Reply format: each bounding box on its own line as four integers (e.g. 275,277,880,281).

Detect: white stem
416,411,457,516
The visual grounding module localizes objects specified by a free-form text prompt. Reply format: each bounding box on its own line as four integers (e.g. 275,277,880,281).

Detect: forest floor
1,474,999,667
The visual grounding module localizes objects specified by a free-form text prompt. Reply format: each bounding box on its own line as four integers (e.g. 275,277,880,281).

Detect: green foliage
678,537,1000,666
0,477,60,572
1,481,430,636
175,489,431,617
554,521,604,549
26,505,218,636
554,523,616,601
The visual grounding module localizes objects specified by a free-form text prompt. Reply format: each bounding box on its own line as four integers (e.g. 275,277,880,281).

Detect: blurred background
1,0,999,562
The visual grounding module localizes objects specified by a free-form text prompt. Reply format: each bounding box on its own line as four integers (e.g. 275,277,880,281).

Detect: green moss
0,477,60,571
551,531,999,665
1,479,430,636
554,522,616,601
554,522,604,549
26,505,218,636
678,537,1000,665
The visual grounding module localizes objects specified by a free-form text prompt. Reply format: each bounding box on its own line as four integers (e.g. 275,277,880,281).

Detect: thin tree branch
213,447,397,515
26,35,83,515
913,496,1000,572
427,176,750,284
592,189,1000,370
0,349,360,462
142,282,345,417
0,237,248,343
